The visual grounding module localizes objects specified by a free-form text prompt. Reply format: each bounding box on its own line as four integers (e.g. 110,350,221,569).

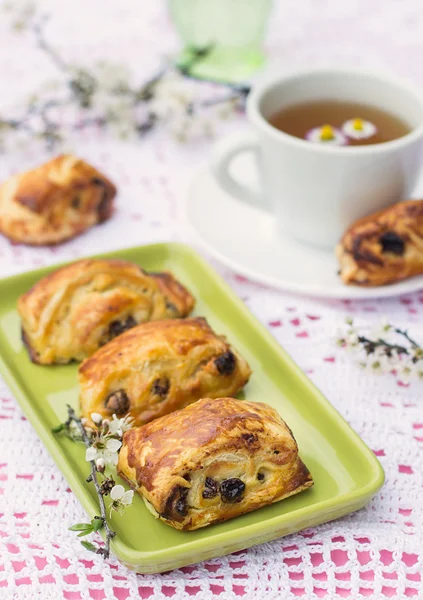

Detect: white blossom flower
85,437,122,466
342,118,376,140
336,327,360,352
94,61,131,93
95,458,106,473
68,419,83,440
410,347,423,362
153,72,192,105
109,485,134,517
305,125,347,146
105,98,137,140
397,360,415,384
91,413,103,425
370,318,392,340
366,348,392,375
108,414,134,439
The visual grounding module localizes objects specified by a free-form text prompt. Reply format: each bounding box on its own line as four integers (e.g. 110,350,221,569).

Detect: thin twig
66,405,116,559
72,116,107,130
189,92,244,111
179,69,251,96
33,14,69,72
394,328,419,348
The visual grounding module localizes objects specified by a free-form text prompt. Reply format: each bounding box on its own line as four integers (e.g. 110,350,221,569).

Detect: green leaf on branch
81,541,97,553
92,517,104,532
52,423,65,433
69,522,92,532
77,527,94,537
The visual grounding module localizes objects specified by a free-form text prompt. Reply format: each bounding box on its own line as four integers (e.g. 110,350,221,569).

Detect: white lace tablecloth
1,1,422,598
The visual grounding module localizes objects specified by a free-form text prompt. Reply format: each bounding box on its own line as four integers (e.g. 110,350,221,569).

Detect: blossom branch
53,407,134,559
337,318,423,383
357,335,409,356
65,405,116,558
0,4,250,150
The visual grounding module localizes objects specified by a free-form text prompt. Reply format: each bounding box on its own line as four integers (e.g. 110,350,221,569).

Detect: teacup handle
211,131,269,212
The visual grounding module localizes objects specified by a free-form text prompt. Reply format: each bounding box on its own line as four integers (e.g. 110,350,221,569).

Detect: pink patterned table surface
0,1,422,598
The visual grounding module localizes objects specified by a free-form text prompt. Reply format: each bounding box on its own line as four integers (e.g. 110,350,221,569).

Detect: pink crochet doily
0,1,422,598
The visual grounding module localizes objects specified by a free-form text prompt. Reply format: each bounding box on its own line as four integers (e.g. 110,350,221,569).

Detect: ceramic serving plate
0,242,384,574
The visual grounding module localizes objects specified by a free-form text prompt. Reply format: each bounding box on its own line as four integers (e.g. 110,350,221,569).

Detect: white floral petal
305,126,347,146
91,412,103,425
85,447,97,462
110,485,125,500
106,438,122,452
122,490,134,505
108,415,121,435
122,416,134,432
342,119,376,140
104,450,119,466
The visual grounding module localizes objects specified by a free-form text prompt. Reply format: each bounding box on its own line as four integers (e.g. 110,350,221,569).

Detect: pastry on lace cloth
79,318,251,427
0,154,116,245
117,397,313,530
337,200,423,286
18,258,195,364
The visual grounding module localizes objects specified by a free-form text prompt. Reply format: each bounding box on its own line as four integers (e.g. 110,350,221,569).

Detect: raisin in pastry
337,200,423,286
117,397,313,530
0,154,116,245
18,258,195,364
79,318,251,426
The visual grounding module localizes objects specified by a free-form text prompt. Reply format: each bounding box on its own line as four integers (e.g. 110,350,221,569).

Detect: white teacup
212,68,423,249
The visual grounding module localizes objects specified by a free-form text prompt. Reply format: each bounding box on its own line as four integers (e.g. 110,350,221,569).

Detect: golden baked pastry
337,200,423,286
117,397,313,531
79,318,251,426
18,258,195,364
0,154,116,245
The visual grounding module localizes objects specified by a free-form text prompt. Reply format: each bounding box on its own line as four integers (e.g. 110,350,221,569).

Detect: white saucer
185,164,423,299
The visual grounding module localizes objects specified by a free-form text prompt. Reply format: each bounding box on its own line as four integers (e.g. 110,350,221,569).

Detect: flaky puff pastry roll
337,200,423,286
0,154,116,245
18,259,195,364
117,397,313,530
79,318,251,427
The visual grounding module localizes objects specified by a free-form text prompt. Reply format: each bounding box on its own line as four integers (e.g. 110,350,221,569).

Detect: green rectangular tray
0,242,384,573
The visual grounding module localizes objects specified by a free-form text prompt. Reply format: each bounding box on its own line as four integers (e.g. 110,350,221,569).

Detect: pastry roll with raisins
117,397,313,530
0,154,116,245
18,259,195,364
79,318,251,426
337,200,423,286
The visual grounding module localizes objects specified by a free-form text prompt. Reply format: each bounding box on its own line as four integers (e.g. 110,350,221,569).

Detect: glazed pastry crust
117,397,313,531
0,154,116,245
18,258,195,364
337,200,423,286
79,318,251,426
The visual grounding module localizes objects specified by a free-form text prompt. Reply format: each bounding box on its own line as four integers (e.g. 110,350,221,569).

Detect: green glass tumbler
169,0,273,82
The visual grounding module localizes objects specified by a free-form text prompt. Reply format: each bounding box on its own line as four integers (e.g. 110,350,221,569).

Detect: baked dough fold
79,318,251,426
117,397,313,530
18,258,195,364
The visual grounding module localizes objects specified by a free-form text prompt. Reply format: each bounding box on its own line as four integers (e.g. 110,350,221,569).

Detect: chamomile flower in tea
343,118,377,140
305,124,347,146
268,101,410,146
